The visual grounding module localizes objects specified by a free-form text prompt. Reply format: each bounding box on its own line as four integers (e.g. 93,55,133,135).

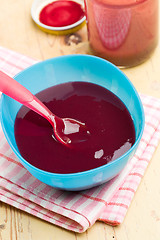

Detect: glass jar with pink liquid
84,0,158,67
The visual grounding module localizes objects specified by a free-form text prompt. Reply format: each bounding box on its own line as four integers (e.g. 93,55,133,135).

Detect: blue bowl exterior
0,55,145,191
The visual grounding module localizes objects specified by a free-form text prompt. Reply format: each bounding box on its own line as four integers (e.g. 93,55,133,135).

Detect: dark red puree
39,0,84,27
14,82,135,174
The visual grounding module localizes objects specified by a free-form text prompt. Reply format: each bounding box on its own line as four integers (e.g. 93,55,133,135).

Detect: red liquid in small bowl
14,82,135,174
39,0,85,27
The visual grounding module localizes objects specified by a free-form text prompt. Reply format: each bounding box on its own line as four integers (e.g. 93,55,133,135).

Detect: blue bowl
0,55,145,191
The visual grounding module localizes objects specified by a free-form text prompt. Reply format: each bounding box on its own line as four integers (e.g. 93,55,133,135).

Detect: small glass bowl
31,0,86,35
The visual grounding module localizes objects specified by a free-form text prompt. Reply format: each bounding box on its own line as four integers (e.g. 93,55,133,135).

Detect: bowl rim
0,54,145,178
31,0,86,31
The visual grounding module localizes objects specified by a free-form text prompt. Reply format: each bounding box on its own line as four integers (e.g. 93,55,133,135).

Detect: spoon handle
0,71,54,123
0,71,34,103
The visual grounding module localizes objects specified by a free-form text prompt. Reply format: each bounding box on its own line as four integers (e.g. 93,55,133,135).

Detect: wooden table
0,0,160,239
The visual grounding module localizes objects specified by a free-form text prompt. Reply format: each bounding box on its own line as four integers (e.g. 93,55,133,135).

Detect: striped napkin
0,46,160,232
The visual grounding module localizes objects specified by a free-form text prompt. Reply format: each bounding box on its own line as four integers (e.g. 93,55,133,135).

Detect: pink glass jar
85,0,159,67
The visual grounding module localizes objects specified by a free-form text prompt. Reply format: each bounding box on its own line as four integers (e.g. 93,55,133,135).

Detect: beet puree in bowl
0,55,145,190
14,82,136,174
39,0,84,28
31,0,86,34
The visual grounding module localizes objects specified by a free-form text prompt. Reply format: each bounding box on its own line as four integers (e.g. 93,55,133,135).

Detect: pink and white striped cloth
0,46,160,232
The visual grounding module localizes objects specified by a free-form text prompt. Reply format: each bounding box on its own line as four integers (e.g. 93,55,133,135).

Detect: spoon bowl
53,117,90,145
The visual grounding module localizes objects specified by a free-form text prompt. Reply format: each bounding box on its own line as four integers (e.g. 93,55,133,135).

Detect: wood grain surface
0,0,160,239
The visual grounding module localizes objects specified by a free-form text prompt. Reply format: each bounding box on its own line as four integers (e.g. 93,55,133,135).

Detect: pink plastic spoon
0,71,90,146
